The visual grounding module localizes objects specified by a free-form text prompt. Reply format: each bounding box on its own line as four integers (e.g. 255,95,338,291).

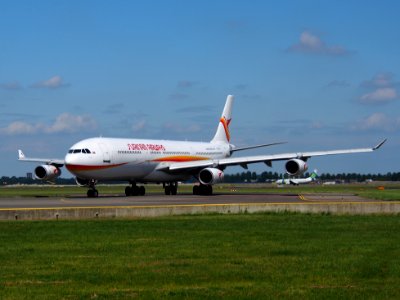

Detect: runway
0,192,373,210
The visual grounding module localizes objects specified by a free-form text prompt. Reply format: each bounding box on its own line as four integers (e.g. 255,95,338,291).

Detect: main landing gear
85,180,213,197
164,182,178,195
193,184,213,196
125,182,146,196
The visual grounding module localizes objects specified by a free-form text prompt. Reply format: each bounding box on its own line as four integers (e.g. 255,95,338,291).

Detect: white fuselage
275,177,314,185
64,137,230,182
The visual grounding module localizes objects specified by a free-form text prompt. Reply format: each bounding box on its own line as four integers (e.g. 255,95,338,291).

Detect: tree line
1,171,400,185
223,171,400,182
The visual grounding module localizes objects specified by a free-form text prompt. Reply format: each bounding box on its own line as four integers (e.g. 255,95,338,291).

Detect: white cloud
359,73,399,104
44,113,97,133
287,31,350,56
0,121,39,135
0,113,97,135
352,113,400,132
361,73,395,88
360,87,397,104
31,75,69,89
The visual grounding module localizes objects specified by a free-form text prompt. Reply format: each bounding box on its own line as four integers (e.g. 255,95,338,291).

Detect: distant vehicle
323,181,337,185
18,95,386,197
276,170,318,186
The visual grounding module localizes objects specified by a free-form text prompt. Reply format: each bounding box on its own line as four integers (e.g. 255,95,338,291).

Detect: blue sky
1,0,399,177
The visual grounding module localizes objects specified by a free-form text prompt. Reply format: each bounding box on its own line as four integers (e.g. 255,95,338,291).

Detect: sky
1,0,399,177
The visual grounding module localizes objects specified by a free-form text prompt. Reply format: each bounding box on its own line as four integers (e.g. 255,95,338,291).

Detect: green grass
0,213,400,299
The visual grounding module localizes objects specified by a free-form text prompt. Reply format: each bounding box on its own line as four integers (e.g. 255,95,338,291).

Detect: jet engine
198,168,224,185
34,165,61,181
285,159,308,176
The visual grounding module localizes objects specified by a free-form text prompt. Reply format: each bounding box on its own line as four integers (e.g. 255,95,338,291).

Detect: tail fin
211,95,234,144
310,170,318,180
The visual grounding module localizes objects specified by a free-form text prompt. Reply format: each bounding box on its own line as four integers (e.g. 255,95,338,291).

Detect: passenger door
98,143,111,163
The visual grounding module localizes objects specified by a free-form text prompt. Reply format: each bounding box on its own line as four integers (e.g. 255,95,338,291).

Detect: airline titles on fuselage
127,143,166,151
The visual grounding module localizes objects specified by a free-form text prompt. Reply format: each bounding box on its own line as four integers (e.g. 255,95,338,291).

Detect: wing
165,139,387,172
18,150,64,167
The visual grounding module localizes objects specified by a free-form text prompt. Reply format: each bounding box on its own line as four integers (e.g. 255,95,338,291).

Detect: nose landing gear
86,179,99,198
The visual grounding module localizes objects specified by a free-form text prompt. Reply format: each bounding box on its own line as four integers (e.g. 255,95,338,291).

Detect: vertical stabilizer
211,95,234,144
310,170,318,180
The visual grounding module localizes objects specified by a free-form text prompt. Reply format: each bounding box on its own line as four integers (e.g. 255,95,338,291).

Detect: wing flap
168,160,215,171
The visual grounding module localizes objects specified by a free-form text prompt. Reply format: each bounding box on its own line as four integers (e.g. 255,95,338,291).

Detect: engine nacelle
34,165,61,181
198,168,224,185
285,159,308,176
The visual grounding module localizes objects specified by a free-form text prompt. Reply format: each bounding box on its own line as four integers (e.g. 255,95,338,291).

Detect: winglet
373,139,387,150
18,149,25,160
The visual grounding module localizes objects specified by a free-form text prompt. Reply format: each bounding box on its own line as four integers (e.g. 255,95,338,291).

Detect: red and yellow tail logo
220,117,231,142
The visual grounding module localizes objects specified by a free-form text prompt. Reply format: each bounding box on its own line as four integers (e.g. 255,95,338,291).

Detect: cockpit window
69,148,92,154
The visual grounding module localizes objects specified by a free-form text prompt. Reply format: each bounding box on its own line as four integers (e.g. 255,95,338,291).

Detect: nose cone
64,153,72,165
64,153,78,174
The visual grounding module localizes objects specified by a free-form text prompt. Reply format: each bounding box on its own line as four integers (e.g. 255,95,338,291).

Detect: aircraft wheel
207,185,213,195
197,184,213,196
165,186,171,195
125,186,132,196
171,187,177,195
193,185,199,195
139,186,145,196
87,189,99,198
132,186,139,196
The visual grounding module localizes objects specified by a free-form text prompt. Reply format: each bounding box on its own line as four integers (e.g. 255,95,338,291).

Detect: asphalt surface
0,192,372,209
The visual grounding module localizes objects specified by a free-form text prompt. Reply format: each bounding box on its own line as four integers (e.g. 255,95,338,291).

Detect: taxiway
0,192,372,209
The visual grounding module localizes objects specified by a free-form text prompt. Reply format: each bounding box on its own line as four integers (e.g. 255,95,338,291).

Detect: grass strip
0,213,399,299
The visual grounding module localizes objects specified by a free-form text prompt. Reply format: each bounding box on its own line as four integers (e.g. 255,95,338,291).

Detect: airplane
18,95,386,197
276,169,318,185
